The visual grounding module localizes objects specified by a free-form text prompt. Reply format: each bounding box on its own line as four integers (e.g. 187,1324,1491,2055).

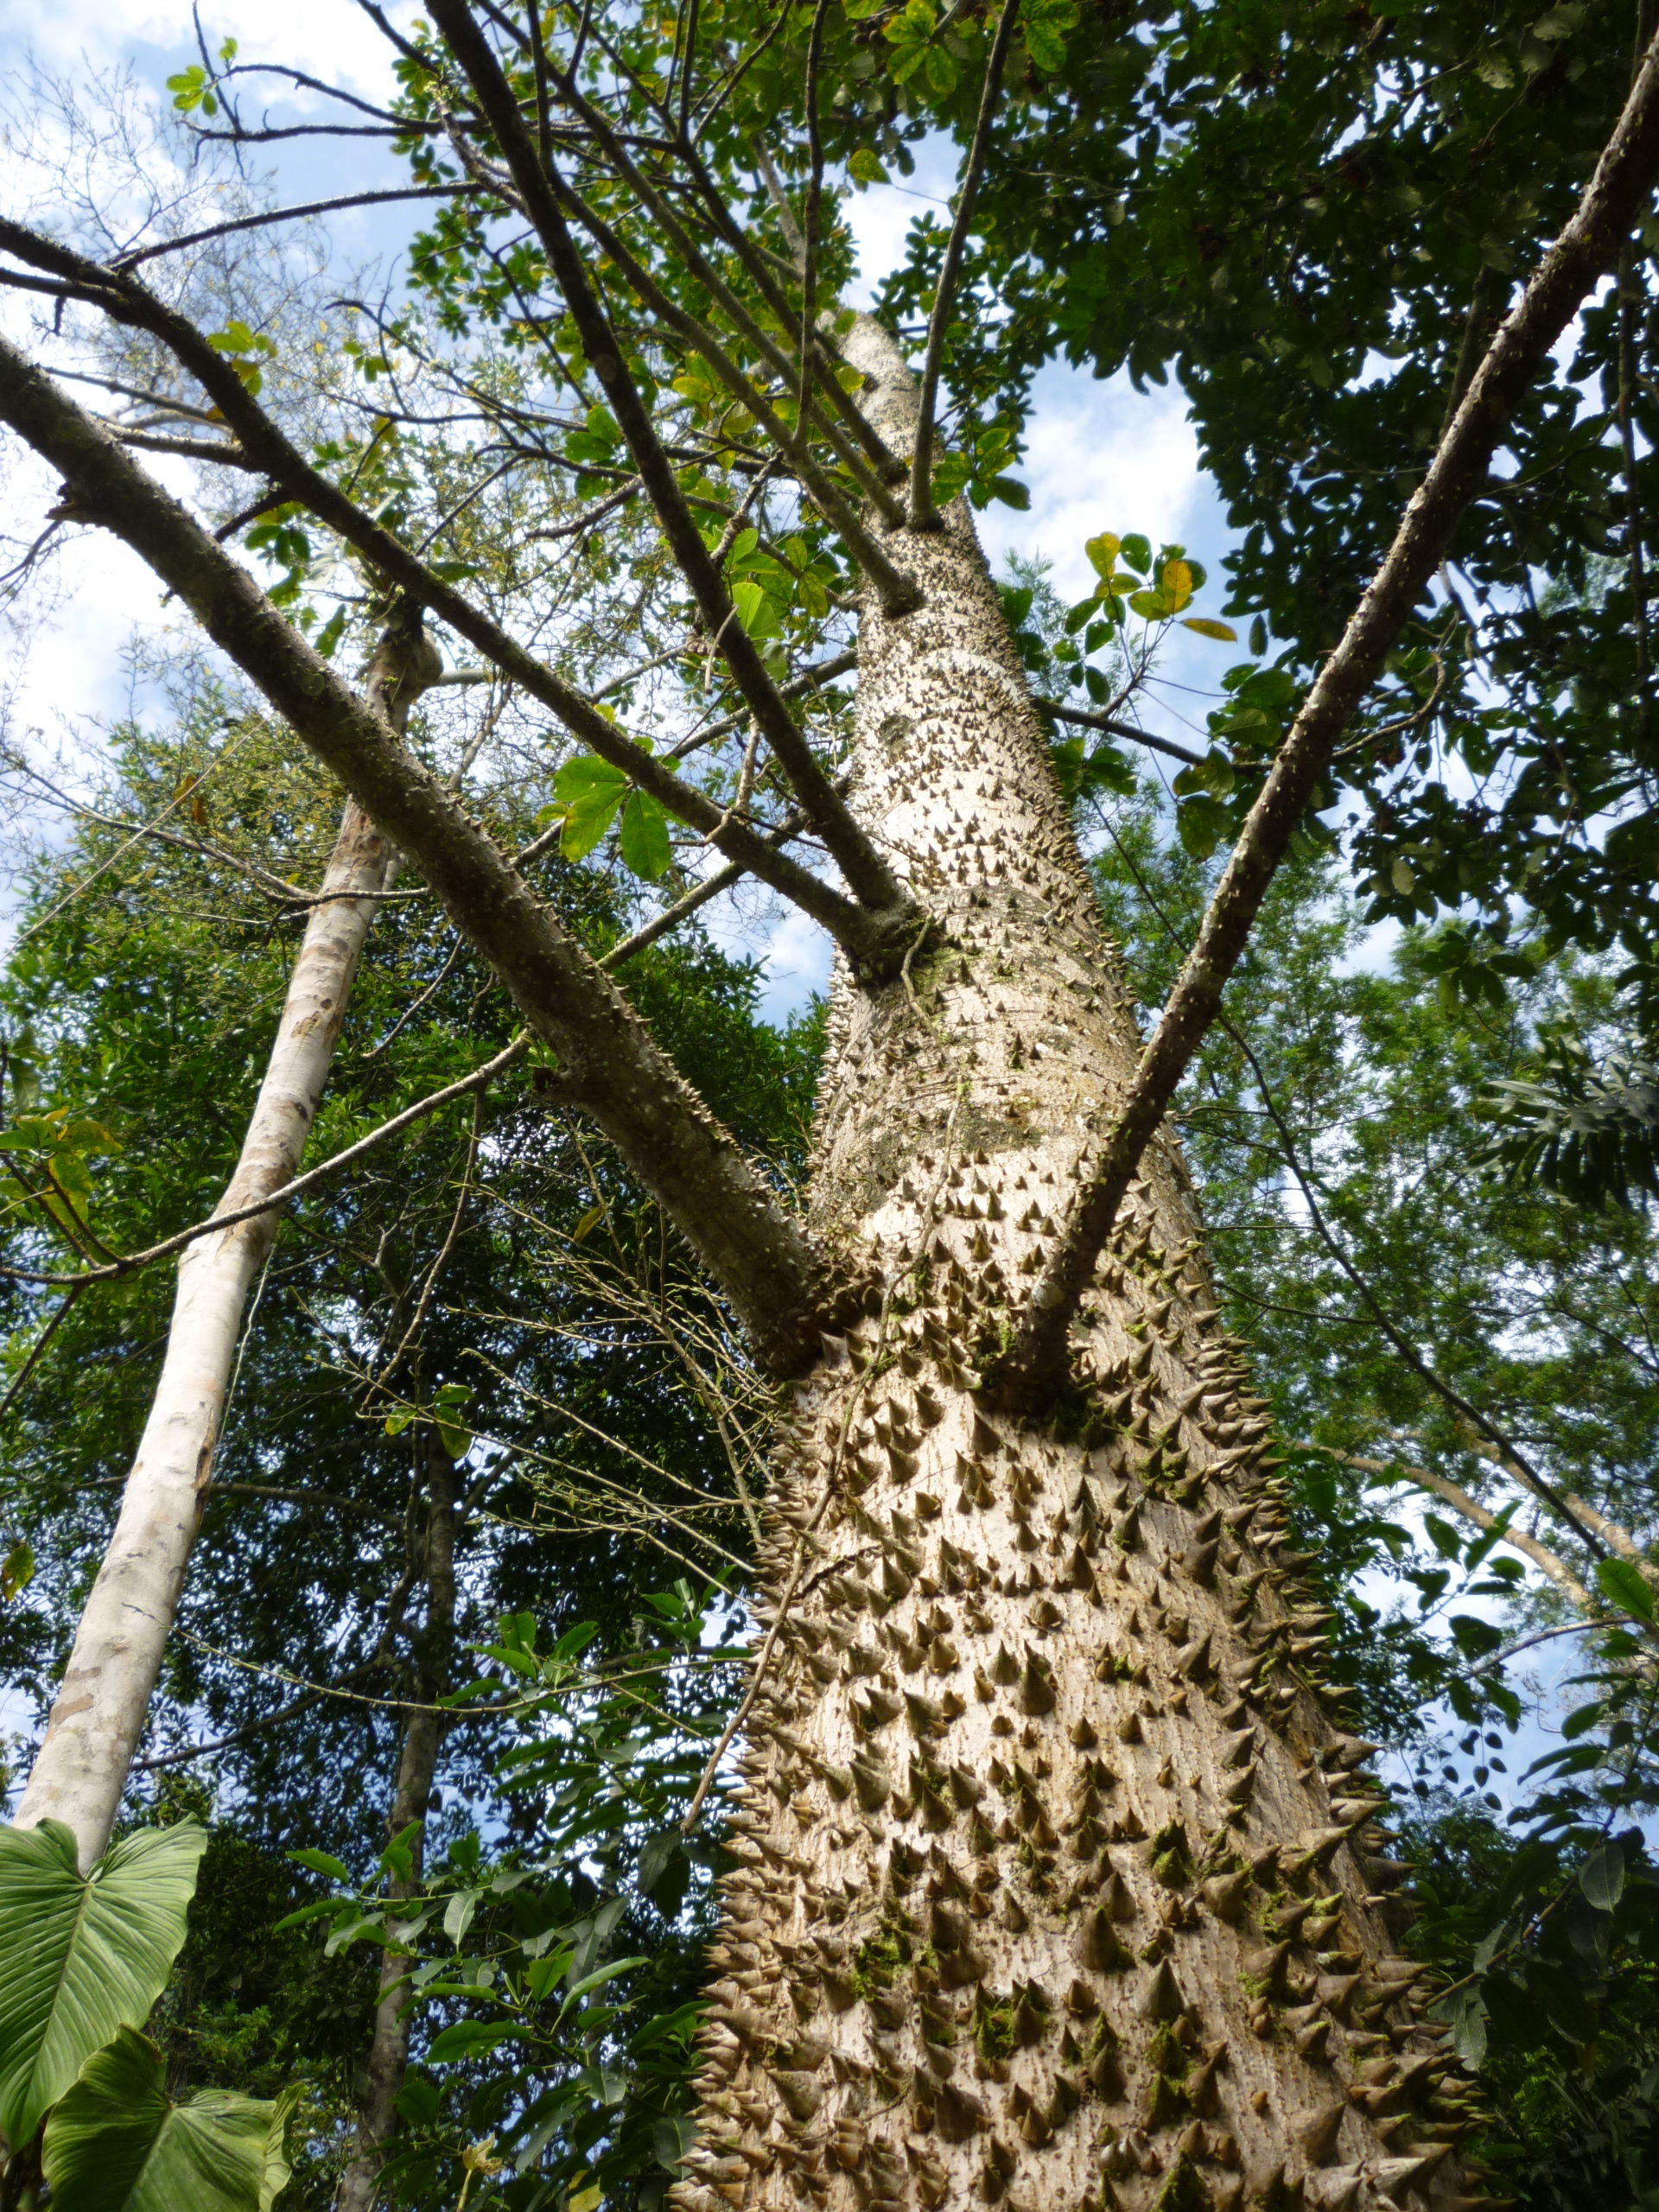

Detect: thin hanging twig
909,0,1020,530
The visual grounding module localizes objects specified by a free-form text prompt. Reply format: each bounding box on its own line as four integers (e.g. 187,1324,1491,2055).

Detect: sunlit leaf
0,1820,207,2148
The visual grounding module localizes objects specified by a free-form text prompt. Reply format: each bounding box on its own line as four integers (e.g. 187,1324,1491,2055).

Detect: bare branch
988,29,1659,1411
909,0,1020,531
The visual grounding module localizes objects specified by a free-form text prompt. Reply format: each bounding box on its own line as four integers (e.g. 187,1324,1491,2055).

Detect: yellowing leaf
1160,558,1193,610
2,1537,33,1600
1084,531,1121,581
1181,617,1238,642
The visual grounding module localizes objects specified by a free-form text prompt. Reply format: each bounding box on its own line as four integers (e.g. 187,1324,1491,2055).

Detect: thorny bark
13,609,441,1870
671,325,1483,2212
336,1440,460,2212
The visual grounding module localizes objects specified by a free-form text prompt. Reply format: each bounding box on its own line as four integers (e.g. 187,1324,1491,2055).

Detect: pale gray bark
15,619,439,1869
671,324,1479,2212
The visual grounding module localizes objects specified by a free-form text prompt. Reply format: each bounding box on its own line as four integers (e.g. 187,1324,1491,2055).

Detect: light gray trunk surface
15,624,437,1868
671,324,1478,2212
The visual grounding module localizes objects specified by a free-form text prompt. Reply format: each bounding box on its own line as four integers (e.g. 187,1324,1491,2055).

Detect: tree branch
1033,696,1205,769
1321,1448,1599,1616
111,185,468,270
909,0,1019,531
988,29,1659,1411
540,67,908,522
0,336,838,1373
546,168,918,606
422,0,922,925
0,219,895,967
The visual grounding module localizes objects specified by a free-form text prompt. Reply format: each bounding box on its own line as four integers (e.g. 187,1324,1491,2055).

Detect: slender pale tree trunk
14,608,442,1869
674,326,1481,2212
336,1440,458,2212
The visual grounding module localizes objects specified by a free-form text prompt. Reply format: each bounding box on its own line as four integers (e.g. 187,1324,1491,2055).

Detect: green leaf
560,785,626,864
560,1954,652,2012
442,1889,480,1948
1596,1554,1656,1624
40,2026,283,2212
986,475,1030,510
1448,1612,1505,1659
0,1819,207,2148
427,2018,525,2063
287,1848,352,1885
848,148,889,186
1580,1840,1625,1912
553,754,628,805
1121,532,1152,573
2,1536,33,1599
1176,792,1232,861
1181,616,1238,642
618,792,672,881
1434,1985,1488,2069
730,577,779,639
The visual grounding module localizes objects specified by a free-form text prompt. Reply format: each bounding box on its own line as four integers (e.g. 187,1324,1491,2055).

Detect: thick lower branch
0,335,838,1376
0,219,898,969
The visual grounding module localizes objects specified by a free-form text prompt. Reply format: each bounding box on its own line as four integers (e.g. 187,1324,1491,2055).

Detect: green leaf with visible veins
619,792,672,881
0,1819,207,2148
41,2026,291,2212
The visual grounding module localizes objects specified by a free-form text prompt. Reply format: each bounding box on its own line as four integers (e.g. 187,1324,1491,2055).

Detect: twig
910,0,1020,531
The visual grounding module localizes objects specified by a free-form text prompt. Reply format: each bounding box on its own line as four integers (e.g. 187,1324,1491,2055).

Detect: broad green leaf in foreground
41,2026,292,2212
0,1818,207,2149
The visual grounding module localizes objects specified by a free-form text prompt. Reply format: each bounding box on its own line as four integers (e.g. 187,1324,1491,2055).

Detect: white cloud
0,0,412,102
976,360,1204,600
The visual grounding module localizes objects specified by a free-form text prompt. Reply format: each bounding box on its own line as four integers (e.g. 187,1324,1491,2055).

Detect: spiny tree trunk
15,609,442,1869
337,1440,459,2212
673,326,1481,2212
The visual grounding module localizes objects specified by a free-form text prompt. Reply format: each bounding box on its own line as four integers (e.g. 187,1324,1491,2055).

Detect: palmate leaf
40,2026,293,2212
0,1819,207,2148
